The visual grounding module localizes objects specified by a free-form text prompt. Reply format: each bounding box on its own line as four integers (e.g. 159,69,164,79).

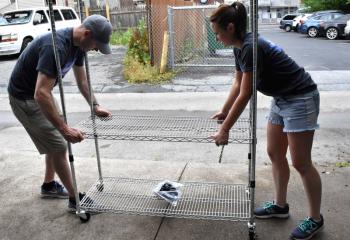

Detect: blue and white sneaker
290,215,324,240
254,201,289,219
41,181,69,199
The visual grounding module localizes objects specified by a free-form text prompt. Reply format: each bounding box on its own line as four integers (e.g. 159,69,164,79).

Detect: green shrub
123,18,175,84
110,29,133,46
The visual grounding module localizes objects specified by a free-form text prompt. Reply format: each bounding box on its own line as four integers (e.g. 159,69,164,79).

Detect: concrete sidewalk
0,150,349,240
1,91,350,113
0,91,349,240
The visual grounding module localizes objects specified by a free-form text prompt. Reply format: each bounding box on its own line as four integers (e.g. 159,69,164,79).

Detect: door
32,10,51,38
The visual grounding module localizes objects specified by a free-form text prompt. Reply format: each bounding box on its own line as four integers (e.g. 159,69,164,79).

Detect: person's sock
42,181,55,190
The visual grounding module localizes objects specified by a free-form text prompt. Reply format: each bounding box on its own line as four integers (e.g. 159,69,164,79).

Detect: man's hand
94,105,112,117
210,129,229,146
60,125,85,143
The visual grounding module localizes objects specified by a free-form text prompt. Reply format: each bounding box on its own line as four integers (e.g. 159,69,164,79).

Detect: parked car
0,6,80,56
298,10,344,31
0,16,8,26
279,14,298,32
319,14,350,40
299,11,344,38
293,13,312,32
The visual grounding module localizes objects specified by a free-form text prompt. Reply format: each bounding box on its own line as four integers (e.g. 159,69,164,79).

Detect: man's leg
44,154,55,183
46,150,75,198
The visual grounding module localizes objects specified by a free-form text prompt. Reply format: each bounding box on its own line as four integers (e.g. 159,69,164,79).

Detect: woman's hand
211,111,227,123
210,128,229,146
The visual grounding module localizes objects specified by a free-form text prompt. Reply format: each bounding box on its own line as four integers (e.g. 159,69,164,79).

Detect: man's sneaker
41,181,69,199
254,201,289,219
290,215,324,240
68,192,94,212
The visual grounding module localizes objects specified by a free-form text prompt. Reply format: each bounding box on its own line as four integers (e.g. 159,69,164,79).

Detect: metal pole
167,6,174,69
77,0,104,188
248,0,258,235
146,0,154,66
47,0,82,214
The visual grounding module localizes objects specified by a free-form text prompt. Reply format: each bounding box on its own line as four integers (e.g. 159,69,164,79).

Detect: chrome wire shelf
77,115,251,143
80,177,251,221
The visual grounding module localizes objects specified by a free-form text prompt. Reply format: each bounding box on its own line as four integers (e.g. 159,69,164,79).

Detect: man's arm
34,72,84,143
73,65,111,117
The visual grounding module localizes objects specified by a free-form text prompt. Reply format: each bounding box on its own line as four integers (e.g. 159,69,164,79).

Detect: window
46,10,63,21
33,10,48,25
332,13,344,20
60,9,77,20
284,15,297,20
4,11,32,24
319,14,332,21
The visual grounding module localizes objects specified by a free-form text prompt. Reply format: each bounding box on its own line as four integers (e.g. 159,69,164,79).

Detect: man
8,15,112,211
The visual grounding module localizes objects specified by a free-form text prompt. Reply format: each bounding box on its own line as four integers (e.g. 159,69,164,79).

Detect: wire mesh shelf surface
77,115,251,143
81,177,251,221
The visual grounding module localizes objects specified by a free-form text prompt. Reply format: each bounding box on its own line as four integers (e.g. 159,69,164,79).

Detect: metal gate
167,5,234,75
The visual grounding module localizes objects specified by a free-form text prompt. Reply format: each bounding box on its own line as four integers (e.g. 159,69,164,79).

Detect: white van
0,6,81,56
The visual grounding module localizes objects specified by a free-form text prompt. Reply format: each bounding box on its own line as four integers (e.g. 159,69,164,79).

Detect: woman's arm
211,70,243,120
211,71,253,145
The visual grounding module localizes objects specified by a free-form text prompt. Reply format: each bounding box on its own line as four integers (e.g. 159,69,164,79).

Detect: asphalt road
0,24,349,93
259,25,350,71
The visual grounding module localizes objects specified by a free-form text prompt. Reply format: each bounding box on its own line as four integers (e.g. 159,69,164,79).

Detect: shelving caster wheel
97,183,104,192
248,222,257,240
78,211,91,223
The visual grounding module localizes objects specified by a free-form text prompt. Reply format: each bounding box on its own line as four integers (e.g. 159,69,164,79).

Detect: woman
209,2,323,240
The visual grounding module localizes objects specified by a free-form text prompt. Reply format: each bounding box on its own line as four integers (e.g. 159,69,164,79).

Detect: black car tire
326,27,339,40
20,37,33,53
308,27,318,38
285,25,292,32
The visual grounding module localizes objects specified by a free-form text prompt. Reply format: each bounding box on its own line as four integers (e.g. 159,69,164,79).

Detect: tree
303,0,350,11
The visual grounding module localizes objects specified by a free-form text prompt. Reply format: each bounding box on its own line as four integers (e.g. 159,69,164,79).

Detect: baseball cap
82,15,112,54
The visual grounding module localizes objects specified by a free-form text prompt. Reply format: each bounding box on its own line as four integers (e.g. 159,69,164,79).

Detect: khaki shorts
9,94,67,154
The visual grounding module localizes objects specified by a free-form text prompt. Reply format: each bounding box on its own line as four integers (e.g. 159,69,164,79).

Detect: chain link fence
167,5,234,79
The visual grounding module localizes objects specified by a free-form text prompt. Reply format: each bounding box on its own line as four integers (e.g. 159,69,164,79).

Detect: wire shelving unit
48,0,259,238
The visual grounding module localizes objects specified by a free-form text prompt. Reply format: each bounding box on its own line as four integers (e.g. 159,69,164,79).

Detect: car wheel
326,27,338,40
285,25,292,32
20,38,33,53
308,27,318,38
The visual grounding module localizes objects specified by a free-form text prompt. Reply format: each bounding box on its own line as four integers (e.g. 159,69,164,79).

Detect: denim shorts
267,89,320,132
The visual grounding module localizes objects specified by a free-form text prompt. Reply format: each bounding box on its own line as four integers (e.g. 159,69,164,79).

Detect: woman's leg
267,122,289,206
287,131,322,220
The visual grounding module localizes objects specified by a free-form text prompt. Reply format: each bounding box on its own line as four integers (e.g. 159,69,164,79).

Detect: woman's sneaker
290,215,324,240
41,181,69,199
254,201,289,219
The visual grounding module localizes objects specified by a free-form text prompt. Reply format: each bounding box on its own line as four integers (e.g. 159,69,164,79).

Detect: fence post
85,5,89,17
106,2,111,21
167,6,174,70
160,31,169,74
